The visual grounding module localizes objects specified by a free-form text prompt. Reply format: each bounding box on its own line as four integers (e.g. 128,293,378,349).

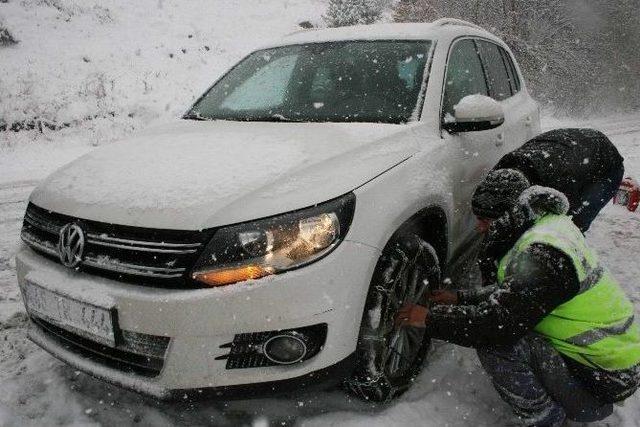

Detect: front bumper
28,322,356,399
15,239,379,398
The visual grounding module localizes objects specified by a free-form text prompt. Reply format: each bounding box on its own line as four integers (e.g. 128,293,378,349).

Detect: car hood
30,120,420,230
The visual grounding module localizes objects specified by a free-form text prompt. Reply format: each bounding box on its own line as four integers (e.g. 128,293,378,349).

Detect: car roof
260,20,501,49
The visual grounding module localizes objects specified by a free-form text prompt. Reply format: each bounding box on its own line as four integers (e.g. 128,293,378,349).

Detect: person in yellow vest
397,169,640,426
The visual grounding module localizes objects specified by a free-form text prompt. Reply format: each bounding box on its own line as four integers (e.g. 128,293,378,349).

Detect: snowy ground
2,1,640,425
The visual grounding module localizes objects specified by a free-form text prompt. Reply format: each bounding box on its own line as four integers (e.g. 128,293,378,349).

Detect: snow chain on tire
345,233,441,403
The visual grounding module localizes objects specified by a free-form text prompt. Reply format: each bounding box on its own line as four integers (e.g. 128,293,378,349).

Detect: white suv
16,19,540,402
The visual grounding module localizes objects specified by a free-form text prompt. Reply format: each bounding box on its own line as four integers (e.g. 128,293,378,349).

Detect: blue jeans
477,334,618,426
571,162,624,232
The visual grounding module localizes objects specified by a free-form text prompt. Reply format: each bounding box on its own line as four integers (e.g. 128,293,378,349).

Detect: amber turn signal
192,265,273,287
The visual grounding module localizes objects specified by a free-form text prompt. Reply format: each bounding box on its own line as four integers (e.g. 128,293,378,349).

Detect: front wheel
345,233,441,402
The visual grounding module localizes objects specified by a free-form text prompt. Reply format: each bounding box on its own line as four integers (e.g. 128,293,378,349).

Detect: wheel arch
346,205,447,402
389,205,449,265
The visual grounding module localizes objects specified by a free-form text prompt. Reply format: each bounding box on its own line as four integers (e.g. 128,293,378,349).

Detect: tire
345,232,441,402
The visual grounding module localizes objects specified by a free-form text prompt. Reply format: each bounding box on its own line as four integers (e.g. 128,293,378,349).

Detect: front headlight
191,193,355,287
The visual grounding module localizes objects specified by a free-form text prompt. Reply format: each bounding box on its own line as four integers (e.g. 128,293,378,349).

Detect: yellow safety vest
498,214,640,371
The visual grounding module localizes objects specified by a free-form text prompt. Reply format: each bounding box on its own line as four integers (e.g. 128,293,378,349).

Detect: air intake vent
21,203,214,287
31,316,170,377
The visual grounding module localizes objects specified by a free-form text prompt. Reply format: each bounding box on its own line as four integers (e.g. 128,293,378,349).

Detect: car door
476,40,539,155
502,45,541,143
441,38,504,248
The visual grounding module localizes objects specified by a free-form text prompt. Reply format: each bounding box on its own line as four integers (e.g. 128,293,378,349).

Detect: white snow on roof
263,22,494,48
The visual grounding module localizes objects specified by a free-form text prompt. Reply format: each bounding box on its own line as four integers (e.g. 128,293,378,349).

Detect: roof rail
284,27,318,37
285,22,319,37
432,18,483,31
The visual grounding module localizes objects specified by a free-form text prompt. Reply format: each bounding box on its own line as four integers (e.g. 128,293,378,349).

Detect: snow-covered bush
0,17,17,46
0,27,16,46
324,0,388,27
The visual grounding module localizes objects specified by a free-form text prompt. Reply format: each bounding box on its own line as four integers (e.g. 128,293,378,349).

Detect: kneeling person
398,173,640,426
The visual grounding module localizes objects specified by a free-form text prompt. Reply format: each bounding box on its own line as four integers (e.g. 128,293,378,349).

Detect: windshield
186,40,432,124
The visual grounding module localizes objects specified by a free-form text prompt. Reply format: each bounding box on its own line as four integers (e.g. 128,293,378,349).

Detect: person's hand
427,289,459,306
476,217,494,234
395,303,429,328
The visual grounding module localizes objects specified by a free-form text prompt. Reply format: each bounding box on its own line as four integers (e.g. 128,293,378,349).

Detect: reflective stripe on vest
565,315,635,346
498,214,640,371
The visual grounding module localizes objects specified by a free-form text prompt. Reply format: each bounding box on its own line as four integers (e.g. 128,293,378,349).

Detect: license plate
24,281,116,347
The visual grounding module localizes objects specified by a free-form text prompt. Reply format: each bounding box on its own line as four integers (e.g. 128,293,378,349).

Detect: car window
188,40,433,124
221,54,298,110
442,39,489,118
309,67,334,102
397,55,425,90
476,40,513,101
500,47,521,94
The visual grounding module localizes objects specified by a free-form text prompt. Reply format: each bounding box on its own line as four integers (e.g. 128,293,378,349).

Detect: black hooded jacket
426,186,580,347
494,128,623,219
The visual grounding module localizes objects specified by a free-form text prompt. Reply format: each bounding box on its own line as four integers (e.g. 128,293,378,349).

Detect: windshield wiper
228,114,302,122
269,114,296,122
183,113,303,122
183,113,209,121
233,113,306,122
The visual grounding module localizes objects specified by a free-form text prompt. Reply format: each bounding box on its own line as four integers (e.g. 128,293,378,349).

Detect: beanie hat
472,169,530,219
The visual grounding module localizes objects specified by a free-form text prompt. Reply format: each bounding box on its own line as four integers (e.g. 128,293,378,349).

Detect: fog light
262,333,308,365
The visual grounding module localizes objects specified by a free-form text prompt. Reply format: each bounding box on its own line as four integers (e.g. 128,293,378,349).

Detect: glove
427,289,459,306
395,303,429,328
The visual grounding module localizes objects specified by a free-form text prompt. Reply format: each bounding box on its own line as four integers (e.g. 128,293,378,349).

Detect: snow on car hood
30,120,419,230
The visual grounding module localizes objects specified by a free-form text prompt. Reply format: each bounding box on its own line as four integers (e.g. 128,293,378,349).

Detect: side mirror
442,94,505,133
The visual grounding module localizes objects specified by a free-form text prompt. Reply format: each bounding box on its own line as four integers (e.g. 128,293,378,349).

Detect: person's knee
477,340,534,376
568,402,613,423
477,345,516,373
476,347,499,374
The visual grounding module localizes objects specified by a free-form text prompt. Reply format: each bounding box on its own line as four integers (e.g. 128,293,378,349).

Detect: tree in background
0,17,18,46
324,0,388,27
394,0,640,114
572,0,640,113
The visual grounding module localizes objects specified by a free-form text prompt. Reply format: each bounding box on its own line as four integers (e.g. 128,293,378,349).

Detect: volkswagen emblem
57,223,85,268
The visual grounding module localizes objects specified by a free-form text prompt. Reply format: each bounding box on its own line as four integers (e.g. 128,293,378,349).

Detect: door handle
495,133,505,147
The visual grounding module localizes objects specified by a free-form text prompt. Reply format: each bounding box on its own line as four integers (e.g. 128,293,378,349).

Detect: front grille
31,316,170,377
21,203,214,287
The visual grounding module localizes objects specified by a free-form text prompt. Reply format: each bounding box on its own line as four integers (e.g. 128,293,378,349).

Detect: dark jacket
428,243,578,347
495,128,624,223
426,186,576,347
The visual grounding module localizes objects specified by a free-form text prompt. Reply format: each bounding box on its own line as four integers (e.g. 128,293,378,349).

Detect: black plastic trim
442,117,505,134
31,316,168,378
169,352,356,401
217,323,328,369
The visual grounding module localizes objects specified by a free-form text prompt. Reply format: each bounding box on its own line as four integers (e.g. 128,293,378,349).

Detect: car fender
347,139,455,262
